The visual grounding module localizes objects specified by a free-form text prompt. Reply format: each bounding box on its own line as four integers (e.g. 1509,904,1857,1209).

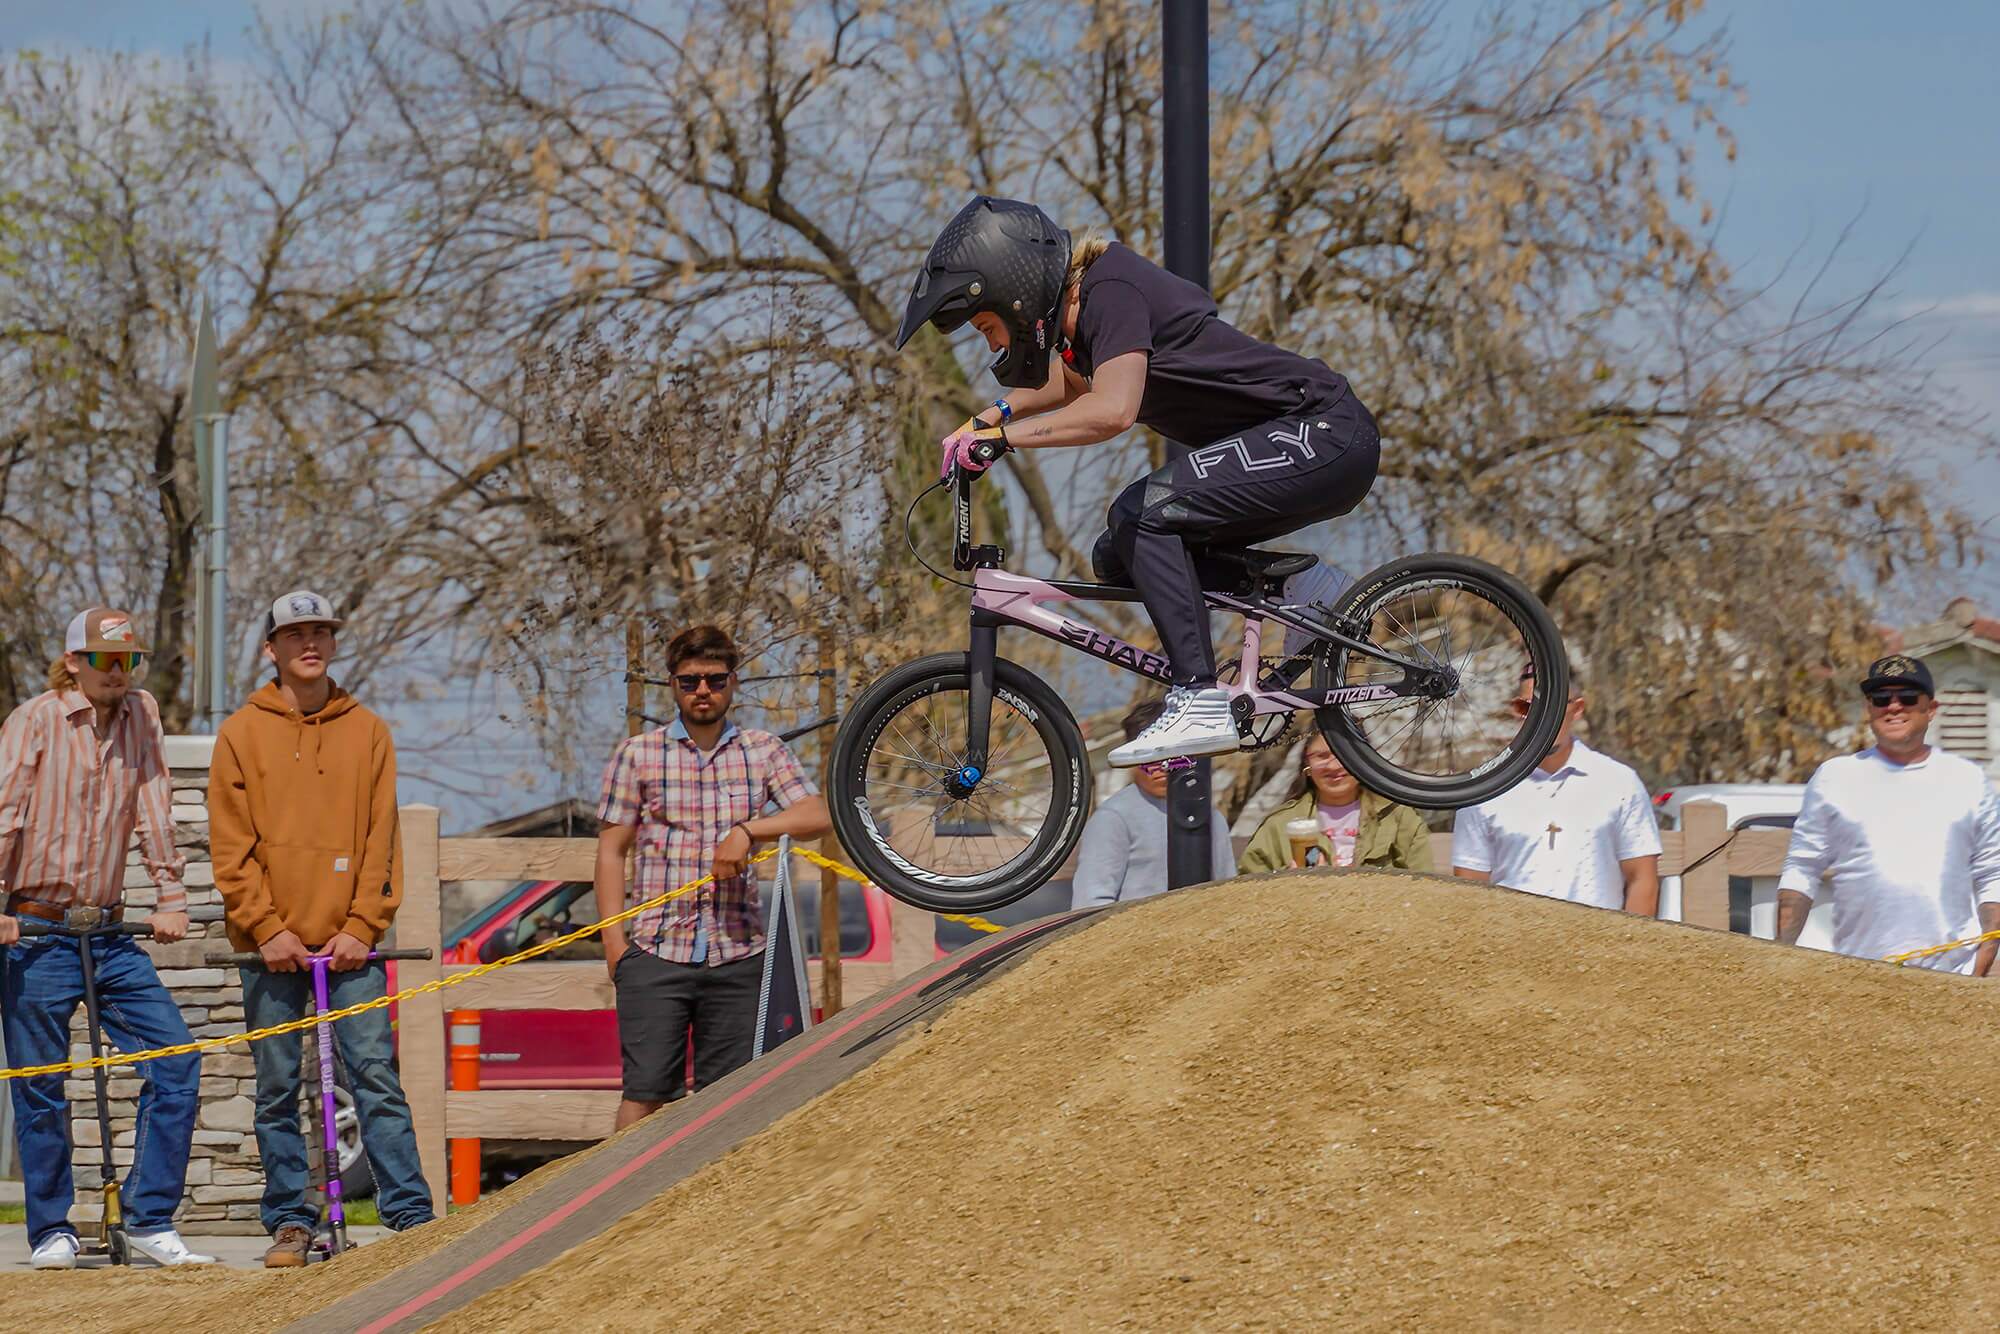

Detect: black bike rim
1322,573,1553,794
846,676,1065,890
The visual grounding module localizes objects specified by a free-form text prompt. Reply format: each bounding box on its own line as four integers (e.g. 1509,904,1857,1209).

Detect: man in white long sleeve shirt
1071,699,1235,909
1777,654,2000,975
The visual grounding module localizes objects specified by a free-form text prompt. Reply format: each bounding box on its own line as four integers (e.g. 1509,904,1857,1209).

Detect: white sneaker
1280,563,1354,658
127,1227,217,1266
30,1232,80,1270
1107,686,1240,767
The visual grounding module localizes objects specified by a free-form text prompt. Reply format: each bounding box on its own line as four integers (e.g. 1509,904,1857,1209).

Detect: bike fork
955,615,999,793
77,936,128,1265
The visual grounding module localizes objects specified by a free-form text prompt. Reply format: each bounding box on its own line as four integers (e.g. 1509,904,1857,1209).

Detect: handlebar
15,904,225,940
215,948,434,968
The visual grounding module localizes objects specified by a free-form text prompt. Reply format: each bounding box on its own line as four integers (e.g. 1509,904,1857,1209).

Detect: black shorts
612,948,762,1103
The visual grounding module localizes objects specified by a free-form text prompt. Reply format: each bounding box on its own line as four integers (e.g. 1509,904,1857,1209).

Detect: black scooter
18,904,221,1266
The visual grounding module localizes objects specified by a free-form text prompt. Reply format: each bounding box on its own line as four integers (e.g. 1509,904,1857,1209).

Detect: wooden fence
396,805,939,1216
395,800,1790,1216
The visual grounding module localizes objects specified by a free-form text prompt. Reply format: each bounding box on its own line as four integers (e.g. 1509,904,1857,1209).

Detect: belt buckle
63,905,108,931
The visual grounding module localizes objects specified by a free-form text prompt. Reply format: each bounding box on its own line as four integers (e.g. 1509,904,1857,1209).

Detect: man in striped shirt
0,608,212,1269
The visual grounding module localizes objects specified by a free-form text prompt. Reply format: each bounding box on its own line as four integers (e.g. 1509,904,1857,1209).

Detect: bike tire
1316,553,1569,810
830,653,1092,913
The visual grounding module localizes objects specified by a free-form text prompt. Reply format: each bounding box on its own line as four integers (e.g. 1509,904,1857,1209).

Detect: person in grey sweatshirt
1071,698,1237,908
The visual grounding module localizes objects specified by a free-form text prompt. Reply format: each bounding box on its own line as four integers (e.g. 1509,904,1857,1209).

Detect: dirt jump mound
445,870,2000,1331
8,870,1999,1330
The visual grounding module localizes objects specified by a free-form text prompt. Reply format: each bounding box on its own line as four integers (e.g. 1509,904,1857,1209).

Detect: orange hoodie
209,680,403,951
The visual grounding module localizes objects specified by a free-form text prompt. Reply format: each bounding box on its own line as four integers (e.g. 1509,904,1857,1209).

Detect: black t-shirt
1067,244,1348,446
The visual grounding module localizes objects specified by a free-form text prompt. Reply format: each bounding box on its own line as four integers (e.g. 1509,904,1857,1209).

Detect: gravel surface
8,870,1997,1331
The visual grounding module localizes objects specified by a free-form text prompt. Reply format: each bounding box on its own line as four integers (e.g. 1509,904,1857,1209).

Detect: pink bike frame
968,568,1402,717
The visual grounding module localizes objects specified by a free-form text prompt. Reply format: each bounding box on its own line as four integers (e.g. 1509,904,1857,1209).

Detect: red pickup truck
441,875,901,1086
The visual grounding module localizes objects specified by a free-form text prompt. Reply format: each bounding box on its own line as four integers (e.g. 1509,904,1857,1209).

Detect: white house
1897,597,2000,781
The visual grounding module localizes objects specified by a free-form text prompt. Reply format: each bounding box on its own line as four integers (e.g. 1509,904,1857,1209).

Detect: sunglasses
1867,689,1923,709
674,672,733,693
82,651,145,674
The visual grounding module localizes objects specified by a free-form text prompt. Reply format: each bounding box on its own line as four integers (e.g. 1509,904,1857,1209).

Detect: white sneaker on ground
30,1232,80,1270
1107,685,1240,767
127,1227,218,1266
1280,563,1355,659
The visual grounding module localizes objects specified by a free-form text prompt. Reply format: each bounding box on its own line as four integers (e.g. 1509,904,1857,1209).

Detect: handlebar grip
17,919,52,938
372,948,434,961
215,952,264,966
969,434,1010,467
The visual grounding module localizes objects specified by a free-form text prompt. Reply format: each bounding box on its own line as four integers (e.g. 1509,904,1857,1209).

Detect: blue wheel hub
945,764,983,798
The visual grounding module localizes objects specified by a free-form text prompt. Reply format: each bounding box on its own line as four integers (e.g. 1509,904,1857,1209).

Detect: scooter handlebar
12,903,222,939
214,947,435,967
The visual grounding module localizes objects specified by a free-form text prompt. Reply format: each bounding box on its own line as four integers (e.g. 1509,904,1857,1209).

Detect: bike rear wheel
829,653,1092,913
1315,553,1568,809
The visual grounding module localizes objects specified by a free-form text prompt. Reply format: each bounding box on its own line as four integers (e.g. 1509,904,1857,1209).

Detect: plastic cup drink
1285,817,1320,868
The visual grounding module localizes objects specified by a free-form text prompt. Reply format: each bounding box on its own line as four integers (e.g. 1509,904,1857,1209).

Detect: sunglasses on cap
82,651,146,674
1867,689,1923,709
674,671,733,693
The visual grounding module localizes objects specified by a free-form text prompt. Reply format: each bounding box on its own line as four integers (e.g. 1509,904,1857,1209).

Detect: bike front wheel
829,653,1093,913
1315,553,1569,810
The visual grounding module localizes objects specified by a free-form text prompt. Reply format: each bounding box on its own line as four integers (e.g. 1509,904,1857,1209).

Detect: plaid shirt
596,719,816,965
0,688,186,913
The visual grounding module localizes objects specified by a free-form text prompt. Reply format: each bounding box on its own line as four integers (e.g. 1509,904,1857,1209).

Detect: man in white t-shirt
1777,654,2000,974
1451,665,1661,914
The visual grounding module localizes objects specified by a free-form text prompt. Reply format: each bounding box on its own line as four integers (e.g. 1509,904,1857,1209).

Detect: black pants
1093,391,1380,684
613,948,762,1103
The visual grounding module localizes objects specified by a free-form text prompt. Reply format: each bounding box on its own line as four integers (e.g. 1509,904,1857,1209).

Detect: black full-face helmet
894,196,1072,389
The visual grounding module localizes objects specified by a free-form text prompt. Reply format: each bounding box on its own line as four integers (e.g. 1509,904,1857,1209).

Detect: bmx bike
828,439,1569,914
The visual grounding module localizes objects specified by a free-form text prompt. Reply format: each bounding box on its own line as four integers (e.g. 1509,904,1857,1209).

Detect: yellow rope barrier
1883,927,2000,967
0,843,1005,1084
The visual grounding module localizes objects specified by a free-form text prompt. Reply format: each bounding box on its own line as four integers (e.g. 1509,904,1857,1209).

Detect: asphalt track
283,908,1098,1334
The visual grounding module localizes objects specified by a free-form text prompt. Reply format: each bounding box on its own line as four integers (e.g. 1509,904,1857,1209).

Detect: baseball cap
65,607,149,655
263,590,345,640
1860,654,1933,696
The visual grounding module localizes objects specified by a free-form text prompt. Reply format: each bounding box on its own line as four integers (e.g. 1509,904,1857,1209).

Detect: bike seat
1199,547,1318,581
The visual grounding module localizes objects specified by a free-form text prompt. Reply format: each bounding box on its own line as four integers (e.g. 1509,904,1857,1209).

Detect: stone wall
63,736,276,1236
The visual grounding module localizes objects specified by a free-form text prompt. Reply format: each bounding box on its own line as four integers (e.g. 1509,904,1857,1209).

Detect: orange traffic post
447,1009,482,1205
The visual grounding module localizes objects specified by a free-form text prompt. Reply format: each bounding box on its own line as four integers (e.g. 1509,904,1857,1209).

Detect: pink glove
938,425,1008,481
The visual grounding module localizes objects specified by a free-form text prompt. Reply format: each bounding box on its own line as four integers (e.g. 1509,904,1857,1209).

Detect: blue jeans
240,962,435,1234
2,936,201,1248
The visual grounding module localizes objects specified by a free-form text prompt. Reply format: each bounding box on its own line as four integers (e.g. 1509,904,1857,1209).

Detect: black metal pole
1162,0,1214,891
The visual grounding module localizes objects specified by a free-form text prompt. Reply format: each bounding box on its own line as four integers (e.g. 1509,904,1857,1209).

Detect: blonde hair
47,656,77,693
1065,231,1111,293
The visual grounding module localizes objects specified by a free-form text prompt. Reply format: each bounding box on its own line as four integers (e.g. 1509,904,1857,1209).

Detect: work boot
263,1223,314,1268
1107,685,1239,767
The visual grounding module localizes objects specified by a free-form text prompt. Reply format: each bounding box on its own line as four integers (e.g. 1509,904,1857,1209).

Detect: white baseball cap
263,590,345,639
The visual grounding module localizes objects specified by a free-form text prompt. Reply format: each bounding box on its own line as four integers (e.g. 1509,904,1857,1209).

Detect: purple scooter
220,946,431,1258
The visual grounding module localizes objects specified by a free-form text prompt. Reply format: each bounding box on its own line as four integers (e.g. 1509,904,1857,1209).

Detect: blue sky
9,1,1999,819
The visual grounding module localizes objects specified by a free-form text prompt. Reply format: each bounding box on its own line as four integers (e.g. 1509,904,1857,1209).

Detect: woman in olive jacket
1241,730,1433,874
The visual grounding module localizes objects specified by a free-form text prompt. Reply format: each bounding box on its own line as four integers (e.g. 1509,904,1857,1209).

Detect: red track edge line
355,917,1071,1334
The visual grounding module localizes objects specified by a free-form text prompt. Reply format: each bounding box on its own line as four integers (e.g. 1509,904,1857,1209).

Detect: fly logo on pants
1187,422,1317,479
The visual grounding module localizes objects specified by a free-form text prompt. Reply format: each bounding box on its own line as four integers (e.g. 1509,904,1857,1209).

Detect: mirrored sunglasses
83,651,145,674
